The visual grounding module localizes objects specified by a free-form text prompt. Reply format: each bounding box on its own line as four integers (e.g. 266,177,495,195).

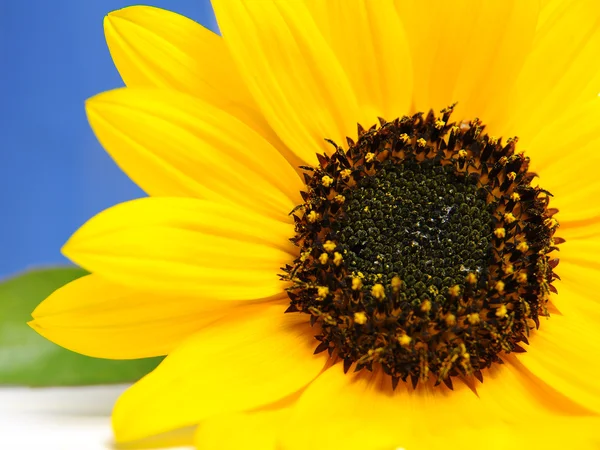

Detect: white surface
0,385,193,450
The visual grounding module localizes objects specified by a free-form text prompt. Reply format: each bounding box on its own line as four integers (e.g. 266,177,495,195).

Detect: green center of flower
283,106,561,389
333,160,492,301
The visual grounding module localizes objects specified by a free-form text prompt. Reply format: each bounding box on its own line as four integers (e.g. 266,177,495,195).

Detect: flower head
30,2,600,449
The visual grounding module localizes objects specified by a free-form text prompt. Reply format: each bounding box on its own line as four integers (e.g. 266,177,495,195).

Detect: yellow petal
29,274,281,359
86,87,303,220
212,0,360,164
505,0,600,139
525,100,600,224
395,0,539,131
419,417,600,450
283,364,600,450
559,237,600,272
553,281,600,323
112,304,326,442
305,0,412,123
103,6,304,170
552,229,600,319
194,409,290,450
104,6,253,107
558,236,600,318
518,314,600,415
108,428,195,450
282,364,500,450
476,355,589,419
537,0,564,31
560,219,600,241
62,197,294,299
553,259,600,322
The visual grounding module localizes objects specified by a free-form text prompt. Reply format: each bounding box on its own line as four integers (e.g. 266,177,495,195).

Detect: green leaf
0,267,162,386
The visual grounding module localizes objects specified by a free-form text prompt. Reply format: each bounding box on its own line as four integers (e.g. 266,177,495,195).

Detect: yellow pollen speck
467,313,481,325
368,348,384,357
503,263,514,275
354,312,367,325
496,304,508,318
511,192,521,202
351,277,363,290
458,149,468,158
363,206,369,212
448,285,461,297
417,138,427,147
498,156,507,165
334,194,345,204
391,276,403,292
333,252,343,266
544,217,559,228
340,169,352,179
319,253,329,265
299,251,311,262
321,175,334,187
435,119,445,129
421,299,432,312
445,314,456,326
307,211,320,223
399,133,410,143
317,286,329,299
518,272,528,284
371,283,386,299
503,213,516,224
507,172,517,181
323,240,336,252
398,334,412,347
489,136,499,145
465,273,477,284
495,280,505,293
365,152,376,163
494,227,506,238
517,241,529,252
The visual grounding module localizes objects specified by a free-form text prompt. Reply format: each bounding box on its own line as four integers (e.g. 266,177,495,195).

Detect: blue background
0,1,217,277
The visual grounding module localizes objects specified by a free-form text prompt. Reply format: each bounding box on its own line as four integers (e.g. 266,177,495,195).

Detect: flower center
283,105,561,389
334,159,492,299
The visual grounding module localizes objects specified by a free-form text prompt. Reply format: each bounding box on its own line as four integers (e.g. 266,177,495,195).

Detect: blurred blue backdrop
0,1,217,277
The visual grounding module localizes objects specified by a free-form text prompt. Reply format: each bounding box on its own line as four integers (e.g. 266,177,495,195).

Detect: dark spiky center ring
282,105,561,389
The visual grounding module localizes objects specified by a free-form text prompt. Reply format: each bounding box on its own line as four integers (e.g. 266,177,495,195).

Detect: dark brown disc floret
282,105,562,389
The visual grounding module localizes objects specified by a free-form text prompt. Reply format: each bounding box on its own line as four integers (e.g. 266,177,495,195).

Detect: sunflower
30,1,600,449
